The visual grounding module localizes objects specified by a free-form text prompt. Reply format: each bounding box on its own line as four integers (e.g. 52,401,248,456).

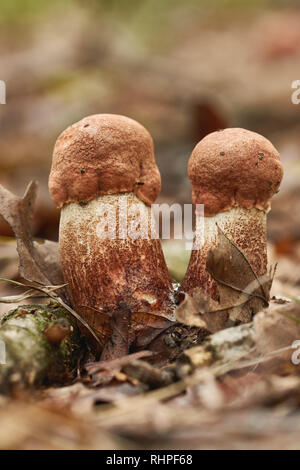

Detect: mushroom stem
181,207,267,296
59,191,175,340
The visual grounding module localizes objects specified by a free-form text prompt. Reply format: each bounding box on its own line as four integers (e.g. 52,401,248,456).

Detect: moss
0,303,87,394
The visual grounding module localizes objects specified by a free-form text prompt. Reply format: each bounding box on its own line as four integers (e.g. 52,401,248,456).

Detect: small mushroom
49,114,175,342
44,319,70,346
181,128,283,296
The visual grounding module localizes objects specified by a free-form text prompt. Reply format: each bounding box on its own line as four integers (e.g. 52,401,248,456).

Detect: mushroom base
181,207,267,297
59,193,175,344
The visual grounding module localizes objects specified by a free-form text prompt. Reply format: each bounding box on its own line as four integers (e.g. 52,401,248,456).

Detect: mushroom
181,128,283,296
49,114,175,344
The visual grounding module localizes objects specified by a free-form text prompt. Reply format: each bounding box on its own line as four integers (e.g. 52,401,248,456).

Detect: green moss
0,303,87,394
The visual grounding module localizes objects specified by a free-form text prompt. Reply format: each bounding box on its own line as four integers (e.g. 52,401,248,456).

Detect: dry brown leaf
176,287,228,333
0,182,63,288
206,226,274,323
130,310,174,349
34,239,64,286
252,300,300,374
176,228,274,333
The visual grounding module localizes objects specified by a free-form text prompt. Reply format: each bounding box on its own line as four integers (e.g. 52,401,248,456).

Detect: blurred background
0,0,300,292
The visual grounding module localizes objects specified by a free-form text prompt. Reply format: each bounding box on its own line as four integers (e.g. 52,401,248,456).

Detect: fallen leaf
176,287,228,333
206,226,274,323
130,310,174,349
0,182,64,288
176,227,275,332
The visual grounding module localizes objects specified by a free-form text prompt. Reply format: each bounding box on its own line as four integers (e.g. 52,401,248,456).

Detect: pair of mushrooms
49,115,283,344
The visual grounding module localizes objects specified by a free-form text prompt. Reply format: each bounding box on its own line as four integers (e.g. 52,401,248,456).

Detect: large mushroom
181,128,283,296
49,114,175,345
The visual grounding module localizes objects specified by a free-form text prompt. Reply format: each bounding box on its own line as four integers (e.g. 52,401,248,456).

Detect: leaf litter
0,183,300,449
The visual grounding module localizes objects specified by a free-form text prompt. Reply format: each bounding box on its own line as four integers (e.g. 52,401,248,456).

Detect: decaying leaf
176,287,228,333
34,239,64,287
99,302,181,362
130,310,174,349
207,226,274,323
253,299,300,375
0,182,63,287
176,227,275,332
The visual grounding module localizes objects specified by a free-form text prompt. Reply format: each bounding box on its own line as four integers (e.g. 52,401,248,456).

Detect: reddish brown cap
188,128,283,216
49,114,161,207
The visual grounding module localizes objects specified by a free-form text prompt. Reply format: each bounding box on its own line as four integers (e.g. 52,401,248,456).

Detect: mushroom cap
188,128,283,216
49,114,161,207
